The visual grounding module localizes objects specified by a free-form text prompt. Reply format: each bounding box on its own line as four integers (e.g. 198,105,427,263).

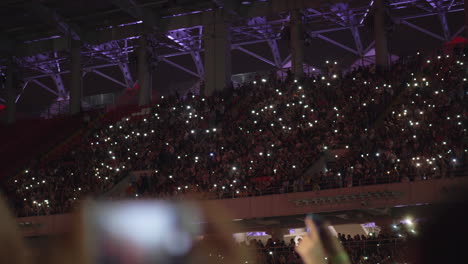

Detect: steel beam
307,8,346,27
399,7,464,20
50,74,67,98
422,0,452,41
162,0,321,31
447,0,456,10
161,58,200,78
19,53,68,99
248,17,282,68
438,12,451,41
359,0,374,24
118,63,135,88
234,46,276,67
231,27,264,41
316,34,359,55
307,4,366,58
12,0,322,58
15,81,29,103
24,64,117,81
399,20,445,41
451,25,465,39
87,41,129,62
364,41,375,54
0,0,464,90
281,54,292,67
167,28,204,79
267,40,282,68
91,69,127,87
31,79,59,97
88,41,135,89
329,3,365,56
190,52,205,79
350,27,364,55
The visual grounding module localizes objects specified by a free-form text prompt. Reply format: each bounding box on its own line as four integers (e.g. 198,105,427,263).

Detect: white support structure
161,58,201,78
118,63,135,89
451,25,465,39
15,81,29,103
364,41,375,54
190,52,205,78
89,41,135,89
19,53,68,99
50,73,67,99
167,28,205,80
281,54,292,67
399,20,445,41
331,3,365,56
2,0,464,115
317,34,359,55
350,26,364,55
234,46,276,67
426,0,451,41
267,40,282,68
91,69,128,87
308,4,365,57
32,79,59,96
438,11,451,41
247,17,283,68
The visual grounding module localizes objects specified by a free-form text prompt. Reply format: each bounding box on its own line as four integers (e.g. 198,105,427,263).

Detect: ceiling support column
290,9,304,79
465,0,468,38
5,59,16,124
203,10,232,96
374,0,389,71
137,36,152,106
70,40,82,115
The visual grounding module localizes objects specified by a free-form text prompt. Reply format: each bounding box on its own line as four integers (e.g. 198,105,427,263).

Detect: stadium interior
0,0,467,263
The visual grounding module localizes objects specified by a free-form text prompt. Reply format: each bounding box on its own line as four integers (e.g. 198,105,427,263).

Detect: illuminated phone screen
84,201,203,264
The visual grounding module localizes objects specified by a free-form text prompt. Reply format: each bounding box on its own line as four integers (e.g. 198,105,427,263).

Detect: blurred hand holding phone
295,214,351,264
83,201,203,264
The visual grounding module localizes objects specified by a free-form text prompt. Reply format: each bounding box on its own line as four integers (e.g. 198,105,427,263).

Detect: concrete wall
17,177,468,237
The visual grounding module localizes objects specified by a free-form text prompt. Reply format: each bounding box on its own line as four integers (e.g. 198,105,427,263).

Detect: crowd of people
4,47,467,217
318,53,467,189
241,229,410,264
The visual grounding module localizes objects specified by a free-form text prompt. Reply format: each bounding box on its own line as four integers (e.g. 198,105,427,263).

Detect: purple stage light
24,35,61,43
246,232,267,236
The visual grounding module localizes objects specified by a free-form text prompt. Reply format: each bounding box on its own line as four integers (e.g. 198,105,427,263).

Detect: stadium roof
0,0,465,116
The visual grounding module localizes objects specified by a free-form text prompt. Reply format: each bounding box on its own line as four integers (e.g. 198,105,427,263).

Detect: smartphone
83,200,203,264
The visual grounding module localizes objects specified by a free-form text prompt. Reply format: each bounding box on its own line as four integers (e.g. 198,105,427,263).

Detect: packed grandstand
3,46,466,220
0,0,466,263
